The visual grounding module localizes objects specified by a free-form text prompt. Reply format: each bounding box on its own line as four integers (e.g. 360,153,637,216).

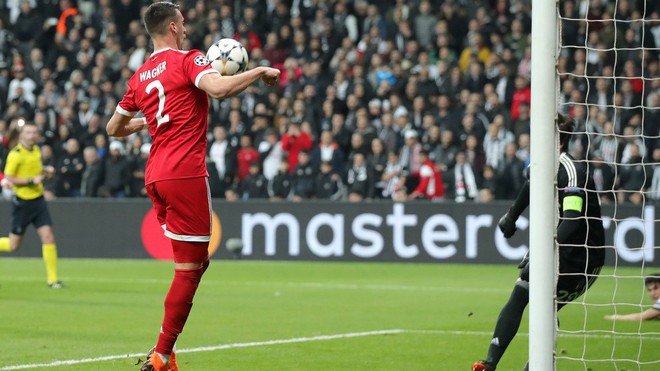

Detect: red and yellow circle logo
140,209,222,260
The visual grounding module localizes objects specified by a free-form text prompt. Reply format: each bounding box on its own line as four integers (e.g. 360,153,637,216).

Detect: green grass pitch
0,258,657,370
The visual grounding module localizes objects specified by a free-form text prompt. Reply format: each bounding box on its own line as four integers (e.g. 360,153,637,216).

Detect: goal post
530,0,659,369
528,0,559,369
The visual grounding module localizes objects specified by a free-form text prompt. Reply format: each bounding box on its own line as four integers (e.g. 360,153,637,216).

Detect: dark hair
144,2,180,37
645,273,660,286
557,113,574,152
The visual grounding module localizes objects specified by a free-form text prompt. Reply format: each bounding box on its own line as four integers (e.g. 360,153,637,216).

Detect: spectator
459,33,491,73
55,137,84,197
311,130,344,175
395,150,445,201
368,138,388,198
281,120,312,173
7,65,36,107
495,143,525,200
80,146,104,197
399,129,422,174
98,140,130,198
590,152,616,204
483,115,515,170
129,143,149,198
236,134,259,182
268,160,293,201
208,126,235,193
258,128,283,181
40,144,57,200
292,150,315,201
240,162,268,199
448,151,479,203
617,143,649,205
377,112,399,155
315,161,343,200
510,76,531,122
346,152,373,202
413,1,438,50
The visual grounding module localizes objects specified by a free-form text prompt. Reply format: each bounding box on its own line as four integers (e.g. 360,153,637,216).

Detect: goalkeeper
604,274,660,321
473,114,605,371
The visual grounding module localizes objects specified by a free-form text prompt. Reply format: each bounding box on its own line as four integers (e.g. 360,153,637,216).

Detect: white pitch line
0,275,509,293
0,329,405,370
2,329,658,370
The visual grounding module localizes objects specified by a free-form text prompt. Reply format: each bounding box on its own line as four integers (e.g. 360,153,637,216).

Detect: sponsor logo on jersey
194,56,210,66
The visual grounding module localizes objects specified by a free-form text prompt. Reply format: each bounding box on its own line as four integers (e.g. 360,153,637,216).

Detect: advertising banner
0,199,656,266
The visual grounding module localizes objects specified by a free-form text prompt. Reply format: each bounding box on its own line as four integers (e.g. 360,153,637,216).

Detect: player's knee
8,235,23,251
37,227,55,244
9,242,21,252
512,282,530,303
41,235,55,244
174,266,204,285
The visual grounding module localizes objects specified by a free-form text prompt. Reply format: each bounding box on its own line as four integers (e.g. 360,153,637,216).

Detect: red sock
155,240,209,356
155,266,203,355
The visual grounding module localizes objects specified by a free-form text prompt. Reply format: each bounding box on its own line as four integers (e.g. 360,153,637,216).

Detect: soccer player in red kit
106,3,280,370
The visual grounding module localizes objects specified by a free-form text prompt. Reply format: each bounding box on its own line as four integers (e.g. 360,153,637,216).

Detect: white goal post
530,0,659,369
528,0,559,369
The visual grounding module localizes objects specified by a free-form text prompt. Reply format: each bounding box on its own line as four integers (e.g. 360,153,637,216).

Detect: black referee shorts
10,195,53,235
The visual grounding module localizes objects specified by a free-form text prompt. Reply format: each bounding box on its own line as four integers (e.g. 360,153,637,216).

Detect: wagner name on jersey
116,48,219,185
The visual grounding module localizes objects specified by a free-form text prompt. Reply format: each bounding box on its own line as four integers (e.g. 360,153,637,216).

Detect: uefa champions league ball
206,38,249,76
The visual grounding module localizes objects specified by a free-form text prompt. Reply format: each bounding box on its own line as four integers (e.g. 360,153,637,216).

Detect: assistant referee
0,121,62,288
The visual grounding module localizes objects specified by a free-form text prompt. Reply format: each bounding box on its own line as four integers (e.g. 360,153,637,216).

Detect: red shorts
146,177,212,242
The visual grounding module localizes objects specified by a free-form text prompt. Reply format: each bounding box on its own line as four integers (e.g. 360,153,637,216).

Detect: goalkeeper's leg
484,280,530,368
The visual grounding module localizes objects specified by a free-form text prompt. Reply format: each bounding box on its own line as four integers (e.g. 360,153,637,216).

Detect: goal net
552,0,659,369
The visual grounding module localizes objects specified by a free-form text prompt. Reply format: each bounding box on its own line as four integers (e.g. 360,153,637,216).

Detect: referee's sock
42,243,59,284
0,237,10,251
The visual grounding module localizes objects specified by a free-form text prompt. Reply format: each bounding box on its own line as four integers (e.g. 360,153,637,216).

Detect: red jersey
236,147,259,181
117,48,218,185
413,160,445,199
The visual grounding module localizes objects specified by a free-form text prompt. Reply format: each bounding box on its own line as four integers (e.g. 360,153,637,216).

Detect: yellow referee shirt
3,144,44,200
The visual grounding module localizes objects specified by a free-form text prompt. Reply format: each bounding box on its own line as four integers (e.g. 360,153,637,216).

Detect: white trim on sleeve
116,105,137,117
195,69,219,88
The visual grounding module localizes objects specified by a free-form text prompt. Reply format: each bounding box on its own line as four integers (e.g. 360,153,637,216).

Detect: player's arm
409,168,431,199
498,179,530,238
198,66,280,100
605,308,660,321
107,114,149,137
556,188,585,244
0,170,12,189
2,150,37,186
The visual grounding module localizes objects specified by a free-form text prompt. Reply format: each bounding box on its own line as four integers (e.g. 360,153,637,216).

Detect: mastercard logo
141,208,222,260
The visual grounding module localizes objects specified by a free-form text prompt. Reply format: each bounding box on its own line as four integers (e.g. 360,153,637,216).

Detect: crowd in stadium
0,0,657,203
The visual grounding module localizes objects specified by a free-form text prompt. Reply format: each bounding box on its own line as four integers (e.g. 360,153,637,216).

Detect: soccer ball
206,38,249,76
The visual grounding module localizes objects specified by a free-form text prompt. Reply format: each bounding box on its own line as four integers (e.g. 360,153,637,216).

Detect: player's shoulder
184,49,212,67
8,144,32,158
559,152,587,173
161,48,210,68
11,144,35,153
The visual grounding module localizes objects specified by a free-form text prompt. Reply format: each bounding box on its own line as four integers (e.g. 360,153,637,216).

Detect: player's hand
33,174,45,185
498,212,517,238
0,178,12,190
260,67,281,86
604,314,617,320
43,166,56,177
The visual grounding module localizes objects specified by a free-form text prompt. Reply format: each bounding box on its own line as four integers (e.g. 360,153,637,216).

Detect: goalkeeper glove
498,211,517,238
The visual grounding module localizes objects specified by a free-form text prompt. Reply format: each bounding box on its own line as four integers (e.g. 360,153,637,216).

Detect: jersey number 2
145,80,170,127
